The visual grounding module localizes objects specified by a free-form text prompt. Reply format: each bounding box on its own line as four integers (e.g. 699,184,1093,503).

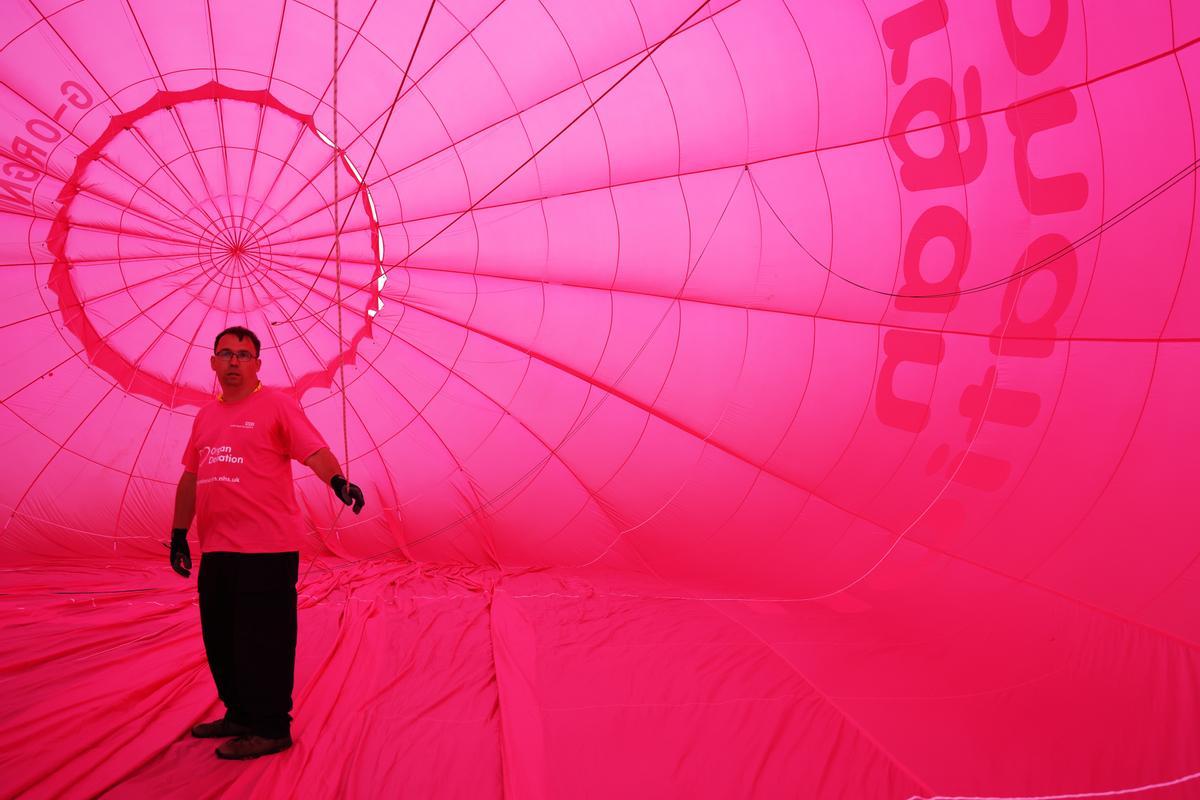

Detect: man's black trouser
197,551,299,740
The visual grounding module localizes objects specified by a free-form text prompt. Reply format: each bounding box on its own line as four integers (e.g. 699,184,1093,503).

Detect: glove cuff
171,527,188,540
330,474,347,493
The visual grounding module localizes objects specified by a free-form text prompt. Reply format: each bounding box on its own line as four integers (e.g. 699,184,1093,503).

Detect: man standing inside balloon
166,326,365,760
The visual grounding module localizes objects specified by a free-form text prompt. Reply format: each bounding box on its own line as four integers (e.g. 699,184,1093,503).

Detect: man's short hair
213,326,261,357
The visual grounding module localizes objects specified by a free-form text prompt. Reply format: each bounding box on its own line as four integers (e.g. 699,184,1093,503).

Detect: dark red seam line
267,0,736,238
308,0,382,122
265,0,439,326
239,104,268,220
0,74,210,236
398,0,717,275
266,209,1200,344
119,0,222,231
282,30,1200,241
242,118,308,227
214,98,237,221
111,1,226,231
0,142,201,241
256,0,439,242
1128,2,1200,613
251,265,463,500
251,0,408,237
256,0,503,236
1,251,217,402
239,0,290,220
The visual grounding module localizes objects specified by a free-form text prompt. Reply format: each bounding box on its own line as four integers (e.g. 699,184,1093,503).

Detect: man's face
211,333,260,392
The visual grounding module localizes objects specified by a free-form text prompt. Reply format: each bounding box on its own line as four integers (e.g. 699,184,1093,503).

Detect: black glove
330,474,365,514
170,528,191,578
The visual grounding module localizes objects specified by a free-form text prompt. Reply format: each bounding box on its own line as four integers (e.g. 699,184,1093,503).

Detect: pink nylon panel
1,0,1198,797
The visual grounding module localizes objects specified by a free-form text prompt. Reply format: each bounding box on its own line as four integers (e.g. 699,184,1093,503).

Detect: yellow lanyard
217,381,263,404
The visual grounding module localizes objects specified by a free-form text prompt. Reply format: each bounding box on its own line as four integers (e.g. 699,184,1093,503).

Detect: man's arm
304,447,342,484
305,447,365,514
173,470,197,530
169,471,196,577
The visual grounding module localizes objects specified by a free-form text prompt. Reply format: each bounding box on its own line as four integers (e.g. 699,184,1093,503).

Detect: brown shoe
215,734,293,760
191,717,253,738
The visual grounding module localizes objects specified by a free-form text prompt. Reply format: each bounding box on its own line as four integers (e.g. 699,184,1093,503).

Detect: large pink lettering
881,0,946,84
1007,90,1087,215
889,67,986,191
896,205,970,313
876,329,945,433
990,233,1078,357
959,367,1042,439
996,0,1069,76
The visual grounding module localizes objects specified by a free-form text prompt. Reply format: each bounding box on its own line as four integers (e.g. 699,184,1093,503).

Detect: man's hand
170,528,192,578
330,475,365,514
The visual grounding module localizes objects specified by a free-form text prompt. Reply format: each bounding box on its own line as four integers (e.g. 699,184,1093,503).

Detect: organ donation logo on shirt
201,445,244,465
183,385,329,553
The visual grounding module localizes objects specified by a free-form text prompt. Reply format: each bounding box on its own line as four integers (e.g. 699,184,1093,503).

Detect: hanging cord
332,0,349,484
296,0,350,593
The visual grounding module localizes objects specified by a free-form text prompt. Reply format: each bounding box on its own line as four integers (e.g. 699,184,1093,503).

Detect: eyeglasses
215,349,258,363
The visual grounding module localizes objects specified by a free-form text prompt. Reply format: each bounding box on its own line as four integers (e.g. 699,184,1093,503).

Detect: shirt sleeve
278,394,329,463
181,413,200,472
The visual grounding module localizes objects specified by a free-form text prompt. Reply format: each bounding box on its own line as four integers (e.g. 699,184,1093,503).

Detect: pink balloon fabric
1,0,1199,797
